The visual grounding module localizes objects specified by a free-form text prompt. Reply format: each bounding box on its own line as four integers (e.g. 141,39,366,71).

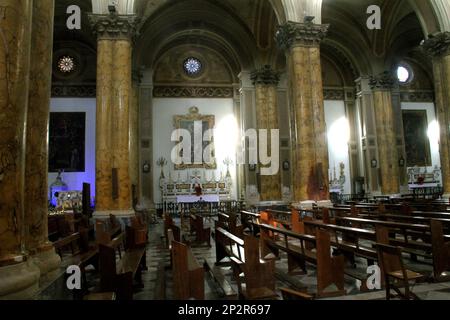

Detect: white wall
48,98,96,202
152,98,237,203
324,100,352,194
401,102,441,171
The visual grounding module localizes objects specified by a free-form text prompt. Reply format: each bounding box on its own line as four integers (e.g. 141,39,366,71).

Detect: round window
396,65,411,84
183,57,202,76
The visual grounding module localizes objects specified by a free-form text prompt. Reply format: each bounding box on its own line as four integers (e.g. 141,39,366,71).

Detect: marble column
276,22,330,202
423,33,450,196
251,66,282,201
89,13,138,216
129,72,140,204
24,0,61,281
0,0,40,299
369,72,400,195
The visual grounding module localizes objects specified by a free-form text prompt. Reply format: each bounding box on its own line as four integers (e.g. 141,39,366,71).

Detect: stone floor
35,217,450,300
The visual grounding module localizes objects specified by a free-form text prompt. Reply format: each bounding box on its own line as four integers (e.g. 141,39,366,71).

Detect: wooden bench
189,214,211,246
98,231,146,300
171,240,205,300
53,228,99,299
257,222,346,298
96,219,122,246
218,212,244,237
240,210,261,235
126,216,148,249
215,227,277,300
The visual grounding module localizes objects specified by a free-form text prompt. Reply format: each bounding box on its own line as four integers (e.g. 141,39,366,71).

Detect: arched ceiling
87,0,448,82
133,0,279,73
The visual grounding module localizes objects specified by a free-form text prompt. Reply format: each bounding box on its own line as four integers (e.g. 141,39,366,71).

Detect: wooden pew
96,219,122,246
430,220,450,281
218,212,244,237
257,223,345,298
98,230,146,300
189,213,211,246
171,240,205,300
53,228,99,298
126,216,148,249
215,227,277,300
240,210,261,235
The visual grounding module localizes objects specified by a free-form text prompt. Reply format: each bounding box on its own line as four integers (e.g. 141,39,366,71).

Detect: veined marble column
251,66,282,201
423,33,450,196
89,13,138,216
113,39,132,210
129,73,140,204
369,72,400,195
0,0,40,299
95,38,114,211
24,0,61,281
276,22,330,202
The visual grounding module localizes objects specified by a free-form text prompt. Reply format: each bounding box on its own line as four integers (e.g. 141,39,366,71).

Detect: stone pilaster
25,0,61,281
422,32,450,196
251,66,282,201
276,22,330,202
0,0,40,299
89,13,139,215
369,72,400,195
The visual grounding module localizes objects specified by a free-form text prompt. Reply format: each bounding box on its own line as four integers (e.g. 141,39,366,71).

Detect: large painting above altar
173,106,217,170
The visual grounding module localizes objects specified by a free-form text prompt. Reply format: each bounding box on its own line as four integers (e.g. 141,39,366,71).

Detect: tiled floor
36,217,450,300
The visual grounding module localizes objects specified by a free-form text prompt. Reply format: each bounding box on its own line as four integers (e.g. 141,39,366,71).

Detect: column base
31,244,61,284
442,194,450,200
0,258,40,300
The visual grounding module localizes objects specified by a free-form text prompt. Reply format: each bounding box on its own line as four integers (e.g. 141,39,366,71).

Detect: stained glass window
183,57,202,76
58,56,76,73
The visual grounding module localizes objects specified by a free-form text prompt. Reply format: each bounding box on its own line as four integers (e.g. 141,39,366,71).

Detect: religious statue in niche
173,106,217,170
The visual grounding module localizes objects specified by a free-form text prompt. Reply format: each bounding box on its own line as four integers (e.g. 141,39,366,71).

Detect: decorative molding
153,86,233,98
88,12,139,40
399,90,435,102
275,21,329,50
51,85,96,97
250,65,280,85
323,88,345,100
369,71,396,90
422,32,450,56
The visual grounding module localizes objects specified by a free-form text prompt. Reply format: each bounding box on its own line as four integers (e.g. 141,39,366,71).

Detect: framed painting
173,106,217,170
49,112,86,172
402,110,432,167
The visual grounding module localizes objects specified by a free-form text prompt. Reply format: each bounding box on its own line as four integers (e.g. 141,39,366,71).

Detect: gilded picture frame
173,106,217,170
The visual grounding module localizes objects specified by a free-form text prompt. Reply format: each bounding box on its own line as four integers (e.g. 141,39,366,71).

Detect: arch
134,0,259,73
408,0,450,36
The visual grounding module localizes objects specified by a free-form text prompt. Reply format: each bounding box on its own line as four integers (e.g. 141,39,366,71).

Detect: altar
176,195,220,203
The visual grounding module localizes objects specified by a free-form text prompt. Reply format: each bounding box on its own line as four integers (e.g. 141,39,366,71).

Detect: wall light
371,158,378,168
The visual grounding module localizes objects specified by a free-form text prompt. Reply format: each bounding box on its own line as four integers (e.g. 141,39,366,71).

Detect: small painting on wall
49,112,86,172
402,110,432,167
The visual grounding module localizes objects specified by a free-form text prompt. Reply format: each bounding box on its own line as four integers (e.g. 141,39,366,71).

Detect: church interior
1,0,450,302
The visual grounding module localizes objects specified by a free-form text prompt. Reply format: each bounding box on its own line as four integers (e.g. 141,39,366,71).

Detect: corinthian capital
88,12,140,40
422,32,450,57
275,21,329,50
369,71,396,90
250,66,280,86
